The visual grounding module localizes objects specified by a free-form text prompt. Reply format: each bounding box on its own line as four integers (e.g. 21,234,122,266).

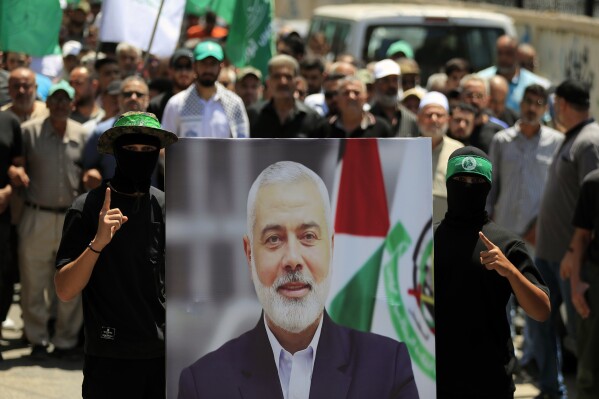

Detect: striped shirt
486,122,563,236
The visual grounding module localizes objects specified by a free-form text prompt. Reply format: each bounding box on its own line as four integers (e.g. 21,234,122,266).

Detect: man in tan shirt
1,67,48,123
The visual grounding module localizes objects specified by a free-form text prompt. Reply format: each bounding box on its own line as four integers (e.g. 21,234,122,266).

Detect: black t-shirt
56,183,165,359
0,111,22,223
573,168,599,265
434,218,548,398
312,113,393,138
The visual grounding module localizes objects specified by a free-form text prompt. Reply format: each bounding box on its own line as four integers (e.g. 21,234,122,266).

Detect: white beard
251,257,331,334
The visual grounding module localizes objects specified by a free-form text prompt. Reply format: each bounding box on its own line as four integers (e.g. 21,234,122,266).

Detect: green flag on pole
0,0,62,56
226,0,274,78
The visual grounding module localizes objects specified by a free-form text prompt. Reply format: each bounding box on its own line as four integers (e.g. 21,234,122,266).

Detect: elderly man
304,61,356,118
416,92,463,224
478,35,551,114
55,111,178,398
247,55,322,138
178,161,418,399
314,76,392,138
162,41,249,138
489,75,518,127
1,67,49,123
116,42,142,78
9,81,88,359
369,59,419,137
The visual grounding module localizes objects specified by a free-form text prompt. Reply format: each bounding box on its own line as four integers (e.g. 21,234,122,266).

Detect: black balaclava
445,146,492,225
111,133,161,194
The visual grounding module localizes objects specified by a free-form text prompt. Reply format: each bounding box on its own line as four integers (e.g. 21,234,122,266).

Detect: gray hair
268,54,300,77
120,75,148,93
460,74,490,95
246,161,332,245
116,42,142,58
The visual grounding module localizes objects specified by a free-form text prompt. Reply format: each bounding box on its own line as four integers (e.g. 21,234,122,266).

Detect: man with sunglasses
148,48,195,122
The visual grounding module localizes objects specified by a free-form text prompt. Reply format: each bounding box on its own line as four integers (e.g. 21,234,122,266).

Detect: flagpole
144,0,166,64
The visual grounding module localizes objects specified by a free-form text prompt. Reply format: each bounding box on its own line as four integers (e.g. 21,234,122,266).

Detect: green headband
446,155,492,183
113,112,162,129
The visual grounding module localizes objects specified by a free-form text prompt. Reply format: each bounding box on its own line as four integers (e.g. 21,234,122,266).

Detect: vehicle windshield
365,25,504,81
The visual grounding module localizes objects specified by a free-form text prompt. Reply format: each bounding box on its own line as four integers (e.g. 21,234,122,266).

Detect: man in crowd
459,74,505,153
247,55,322,138
94,58,121,101
531,80,599,399
416,92,464,224
304,61,356,118
8,81,88,359
55,111,177,398
314,76,392,138
299,57,325,96
148,48,195,122
489,75,519,127
1,67,49,123
178,161,418,398
234,67,264,109
562,168,599,399
116,43,142,78
369,59,419,137
162,41,249,138
447,102,478,146
478,35,550,114
69,66,104,125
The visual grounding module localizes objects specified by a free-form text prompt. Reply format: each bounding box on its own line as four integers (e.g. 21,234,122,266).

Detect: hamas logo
461,156,477,171
383,219,435,380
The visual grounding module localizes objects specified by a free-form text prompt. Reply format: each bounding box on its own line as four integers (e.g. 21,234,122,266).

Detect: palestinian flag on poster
327,139,436,398
327,139,390,331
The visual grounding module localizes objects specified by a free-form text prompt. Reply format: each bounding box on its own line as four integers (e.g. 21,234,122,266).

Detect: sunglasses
121,91,147,98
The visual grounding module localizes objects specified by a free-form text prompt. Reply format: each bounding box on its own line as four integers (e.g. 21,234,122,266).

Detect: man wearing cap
416,91,464,224
148,48,195,122
235,67,264,109
8,81,88,359
397,58,424,93
247,55,322,138
55,111,177,398
529,79,599,399
369,59,419,137
62,40,83,78
386,40,414,61
435,146,550,398
162,41,249,138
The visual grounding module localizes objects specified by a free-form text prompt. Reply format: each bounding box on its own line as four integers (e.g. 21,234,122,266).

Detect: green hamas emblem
461,156,477,171
383,221,436,380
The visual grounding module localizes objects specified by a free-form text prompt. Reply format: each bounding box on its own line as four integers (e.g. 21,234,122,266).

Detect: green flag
0,0,62,57
226,0,274,78
185,0,234,23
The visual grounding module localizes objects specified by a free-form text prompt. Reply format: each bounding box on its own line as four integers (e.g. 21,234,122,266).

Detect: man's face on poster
243,179,333,334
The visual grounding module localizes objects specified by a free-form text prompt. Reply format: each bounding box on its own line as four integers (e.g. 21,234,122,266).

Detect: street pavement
0,302,576,399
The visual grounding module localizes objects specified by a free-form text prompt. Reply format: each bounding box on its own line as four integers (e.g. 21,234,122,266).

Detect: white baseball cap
62,41,82,57
373,59,401,80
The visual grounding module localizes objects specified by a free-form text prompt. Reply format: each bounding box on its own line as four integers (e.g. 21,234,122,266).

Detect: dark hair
523,84,548,102
281,35,305,58
451,102,477,116
444,58,471,75
300,57,325,73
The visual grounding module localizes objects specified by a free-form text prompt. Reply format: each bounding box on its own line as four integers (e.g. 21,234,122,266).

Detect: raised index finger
102,187,111,211
479,231,495,250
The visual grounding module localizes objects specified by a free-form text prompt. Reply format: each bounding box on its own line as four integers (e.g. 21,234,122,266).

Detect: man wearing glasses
148,48,195,122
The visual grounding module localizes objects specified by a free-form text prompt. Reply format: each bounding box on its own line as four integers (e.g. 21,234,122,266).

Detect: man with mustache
247,55,323,138
162,41,249,138
178,161,419,399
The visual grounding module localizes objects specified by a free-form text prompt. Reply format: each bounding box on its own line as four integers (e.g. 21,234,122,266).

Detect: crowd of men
1,2,598,399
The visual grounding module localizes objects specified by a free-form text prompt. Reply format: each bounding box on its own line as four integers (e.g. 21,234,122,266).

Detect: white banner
99,0,185,57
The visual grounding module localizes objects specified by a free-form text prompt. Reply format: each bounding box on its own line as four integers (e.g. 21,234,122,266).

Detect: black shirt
0,111,22,223
313,113,393,138
573,168,599,265
147,90,174,123
56,183,165,359
246,99,323,138
369,103,420,137
434,216,548,398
